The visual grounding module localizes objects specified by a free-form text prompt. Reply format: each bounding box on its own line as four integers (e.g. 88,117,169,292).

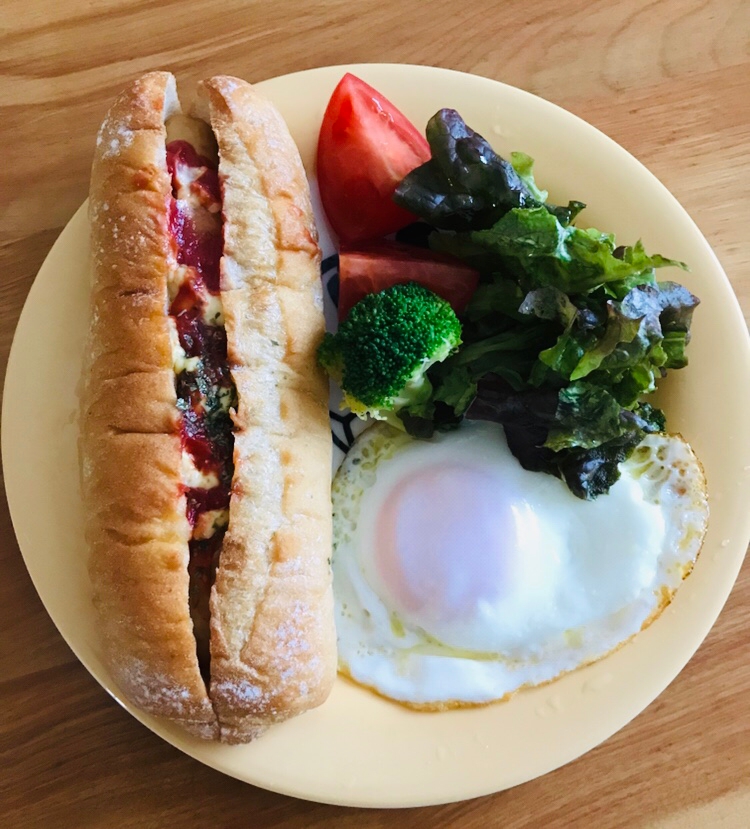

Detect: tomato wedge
317,74,431,243
337,239,480,321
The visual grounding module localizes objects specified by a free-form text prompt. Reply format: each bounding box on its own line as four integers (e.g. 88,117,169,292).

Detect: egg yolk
374,464,540,629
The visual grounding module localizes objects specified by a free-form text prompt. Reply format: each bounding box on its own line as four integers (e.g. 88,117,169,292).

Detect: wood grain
1,0,748,826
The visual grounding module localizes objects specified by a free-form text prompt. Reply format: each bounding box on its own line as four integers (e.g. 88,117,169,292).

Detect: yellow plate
4,64,750,808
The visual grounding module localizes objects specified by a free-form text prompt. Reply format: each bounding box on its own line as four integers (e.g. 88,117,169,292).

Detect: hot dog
80,72,335,742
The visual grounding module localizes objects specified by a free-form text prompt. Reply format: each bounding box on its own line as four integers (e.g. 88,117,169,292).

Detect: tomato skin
317,74,430,243
337,239,480,321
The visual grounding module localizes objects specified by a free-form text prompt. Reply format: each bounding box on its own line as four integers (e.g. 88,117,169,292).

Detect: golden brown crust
82,73,335,743
194,77,335,741
82,72,219,736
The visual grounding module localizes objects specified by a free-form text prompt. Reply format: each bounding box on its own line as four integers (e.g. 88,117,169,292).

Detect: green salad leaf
393,109,585,231
444,207,687,295
392,109,698,498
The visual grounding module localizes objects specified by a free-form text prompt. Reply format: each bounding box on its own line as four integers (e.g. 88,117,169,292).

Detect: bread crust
82,72,335,742
82,72,219,738
194,77,335,742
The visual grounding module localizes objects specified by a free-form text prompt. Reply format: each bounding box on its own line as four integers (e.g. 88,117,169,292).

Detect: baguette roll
81,72,336,743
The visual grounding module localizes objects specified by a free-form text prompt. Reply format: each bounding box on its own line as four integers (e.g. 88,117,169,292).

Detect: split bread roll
80,72,336,742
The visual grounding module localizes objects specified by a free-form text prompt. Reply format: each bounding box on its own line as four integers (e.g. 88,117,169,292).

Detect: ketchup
166,140,221,204
185,485,232,525
169,201,223,291
167,141,223,292
167,138,234,677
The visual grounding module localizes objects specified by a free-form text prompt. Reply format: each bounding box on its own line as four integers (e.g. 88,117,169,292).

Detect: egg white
331,421,708,708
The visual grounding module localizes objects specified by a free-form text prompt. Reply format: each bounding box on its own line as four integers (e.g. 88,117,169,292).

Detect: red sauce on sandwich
166,139,235,677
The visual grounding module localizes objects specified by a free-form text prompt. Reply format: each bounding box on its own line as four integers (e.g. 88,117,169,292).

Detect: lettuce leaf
510,151,548,202
393,109,532,230
464,375,668,498
394,110,585,231
392,109,698,498
440,207,687,295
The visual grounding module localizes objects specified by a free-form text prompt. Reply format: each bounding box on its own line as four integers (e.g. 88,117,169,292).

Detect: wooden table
2,1,748,826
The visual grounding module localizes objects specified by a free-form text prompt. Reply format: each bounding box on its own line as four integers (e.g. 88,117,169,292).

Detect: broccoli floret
318,282,462,430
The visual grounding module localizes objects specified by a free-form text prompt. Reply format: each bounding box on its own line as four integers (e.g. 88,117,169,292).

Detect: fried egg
331,421,708,708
